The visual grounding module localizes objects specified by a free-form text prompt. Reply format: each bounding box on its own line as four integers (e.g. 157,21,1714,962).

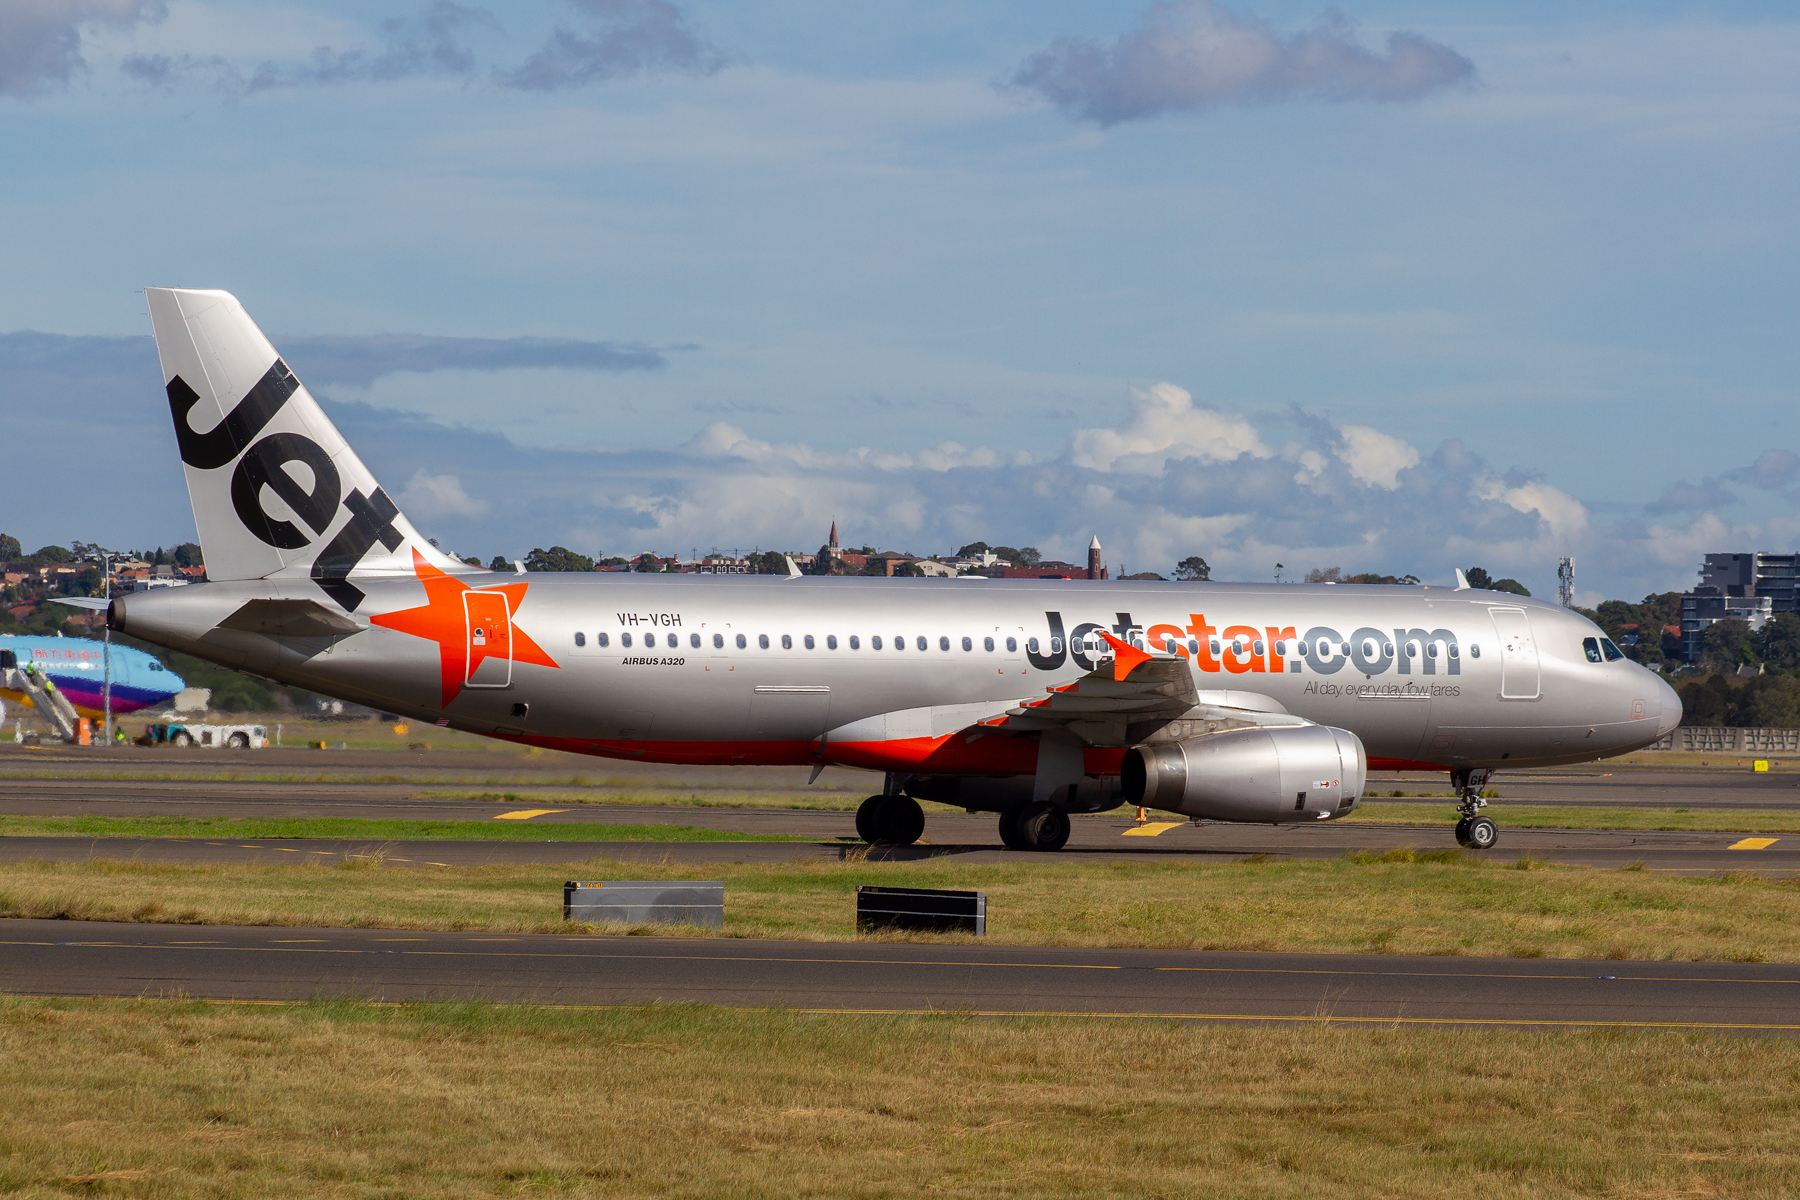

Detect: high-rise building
1680,551,1797,661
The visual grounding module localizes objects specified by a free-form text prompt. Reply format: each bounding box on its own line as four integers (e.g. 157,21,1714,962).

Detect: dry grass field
0,997,1795,1199
4,851,1798,961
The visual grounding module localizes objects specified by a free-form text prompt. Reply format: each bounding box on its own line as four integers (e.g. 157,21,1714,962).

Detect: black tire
1466,816,1498,850
998,806,1027,850
874,795,925,846
1017,802,1071,852
854,796,884,844
1454,817,1473,847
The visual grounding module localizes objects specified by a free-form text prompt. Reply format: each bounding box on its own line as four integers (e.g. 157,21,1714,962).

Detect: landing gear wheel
1016,802,1071,852
1464,815,1498,850
873,795,925,846
998,806,1027,850
855,796,884,844
1454,817,1473,847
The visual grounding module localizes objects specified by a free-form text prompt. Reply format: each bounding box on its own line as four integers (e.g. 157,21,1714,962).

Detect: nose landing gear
1451,767,1498,849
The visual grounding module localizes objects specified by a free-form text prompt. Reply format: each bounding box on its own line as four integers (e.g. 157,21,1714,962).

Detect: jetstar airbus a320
108,288,1682,852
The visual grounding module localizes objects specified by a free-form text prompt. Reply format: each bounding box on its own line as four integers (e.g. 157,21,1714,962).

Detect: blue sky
2,0,1796,601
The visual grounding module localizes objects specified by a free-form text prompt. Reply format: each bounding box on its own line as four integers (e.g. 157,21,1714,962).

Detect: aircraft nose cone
1655,673,1682,737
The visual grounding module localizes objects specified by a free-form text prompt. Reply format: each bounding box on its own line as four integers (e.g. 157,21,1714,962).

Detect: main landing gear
998,803,1071,853
855,794,925,846
1451,767,1498,850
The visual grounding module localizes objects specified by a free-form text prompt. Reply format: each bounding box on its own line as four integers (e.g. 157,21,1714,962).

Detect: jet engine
1121,724,1367,823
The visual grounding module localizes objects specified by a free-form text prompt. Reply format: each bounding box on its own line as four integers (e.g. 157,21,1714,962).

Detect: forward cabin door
1490,607,1539,700
464,590,514,688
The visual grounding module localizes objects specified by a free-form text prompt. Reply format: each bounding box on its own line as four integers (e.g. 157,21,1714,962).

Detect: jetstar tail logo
371,550,558,705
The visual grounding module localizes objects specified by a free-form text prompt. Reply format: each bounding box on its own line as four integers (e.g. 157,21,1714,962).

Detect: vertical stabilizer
146,287,466,610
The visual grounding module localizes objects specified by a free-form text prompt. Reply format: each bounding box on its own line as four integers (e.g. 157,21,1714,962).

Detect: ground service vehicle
110,288,1681,851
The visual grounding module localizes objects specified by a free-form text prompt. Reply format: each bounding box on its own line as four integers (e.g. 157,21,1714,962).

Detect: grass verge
1355,802,1800,834
1,997,1796,1199
3,853,1797,960
0,815,811,843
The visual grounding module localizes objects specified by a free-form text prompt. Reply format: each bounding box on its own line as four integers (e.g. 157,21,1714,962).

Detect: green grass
4,998,1797,1199
0,814,813,843
5,853,1799,961
1356,802,1800,834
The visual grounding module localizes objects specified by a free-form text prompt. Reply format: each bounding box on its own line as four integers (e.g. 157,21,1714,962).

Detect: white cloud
0,0,163,98
1338,424,1419,490
1007,0,1475,126
398,468,488,519
1068,382,1269,473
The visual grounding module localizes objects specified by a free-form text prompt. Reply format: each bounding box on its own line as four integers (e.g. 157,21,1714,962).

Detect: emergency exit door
464,590,513,688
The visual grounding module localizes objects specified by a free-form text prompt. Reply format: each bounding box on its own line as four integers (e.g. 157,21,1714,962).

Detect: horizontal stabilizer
219,598,363,638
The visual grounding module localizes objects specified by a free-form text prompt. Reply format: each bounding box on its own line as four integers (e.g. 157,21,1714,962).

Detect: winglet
1454,569,1470,590
784,555,802,578
1098,630,1152,682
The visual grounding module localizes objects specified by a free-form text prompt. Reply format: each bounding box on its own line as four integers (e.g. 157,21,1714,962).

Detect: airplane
108,287,1682,852
0,634,187,722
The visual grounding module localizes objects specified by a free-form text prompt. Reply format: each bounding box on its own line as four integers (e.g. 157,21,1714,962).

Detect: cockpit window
1601,639,1625,662
1582,637,1603,663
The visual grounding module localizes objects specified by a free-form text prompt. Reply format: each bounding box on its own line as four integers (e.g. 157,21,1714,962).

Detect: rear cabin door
1489,607,1540,700
464,590,514,688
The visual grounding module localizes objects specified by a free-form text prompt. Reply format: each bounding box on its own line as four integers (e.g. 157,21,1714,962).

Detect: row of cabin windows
572,631,1023,653
568,629,1479,661
1039,634,1478,661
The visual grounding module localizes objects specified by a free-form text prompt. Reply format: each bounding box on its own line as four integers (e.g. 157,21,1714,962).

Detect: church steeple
829,520,839,551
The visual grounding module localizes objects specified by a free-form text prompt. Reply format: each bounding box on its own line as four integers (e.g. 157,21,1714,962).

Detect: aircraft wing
984,630,1310,746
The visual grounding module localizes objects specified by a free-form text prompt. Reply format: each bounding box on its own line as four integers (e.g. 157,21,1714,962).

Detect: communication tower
1557,557,1575,608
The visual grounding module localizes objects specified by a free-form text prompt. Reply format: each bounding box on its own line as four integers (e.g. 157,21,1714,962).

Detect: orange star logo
371,550,559,706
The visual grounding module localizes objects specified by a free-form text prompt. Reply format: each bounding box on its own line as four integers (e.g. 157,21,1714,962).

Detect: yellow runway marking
494,809,567,820
1729,838,1780,850
269,940,327,943
1123,822,1184,837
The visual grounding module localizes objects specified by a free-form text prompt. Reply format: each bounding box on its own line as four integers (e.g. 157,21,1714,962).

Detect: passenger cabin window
1050,637,1063,654
574,632,586,647
895,636,906,651
982,636,993,651
850,636,861,649
713,633,724,648
736,633,747,649
827,635,837,650
1470,644,1481,658
1027,638,1039,654
690,633,701,648
1601,639,1624,662
1583,637,1603,663
1006,637,1017,652
781,634,793,649
917,636,928,651
759,634,770,649
597,632,610,648
621,632,632,648
804,635,815,650
872,636,883,650
940,636,951,651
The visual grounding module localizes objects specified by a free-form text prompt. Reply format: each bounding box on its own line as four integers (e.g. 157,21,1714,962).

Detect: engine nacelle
1121,724,1367,823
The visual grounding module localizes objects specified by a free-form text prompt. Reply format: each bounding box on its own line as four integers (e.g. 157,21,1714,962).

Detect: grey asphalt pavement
3,918,1794,1032
0,815,1791,873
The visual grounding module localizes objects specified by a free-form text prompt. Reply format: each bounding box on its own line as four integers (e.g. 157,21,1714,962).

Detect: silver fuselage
114,574,1681,785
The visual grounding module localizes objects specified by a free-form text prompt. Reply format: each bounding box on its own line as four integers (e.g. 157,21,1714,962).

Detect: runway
0,816,1791,873
3,918,1794,1031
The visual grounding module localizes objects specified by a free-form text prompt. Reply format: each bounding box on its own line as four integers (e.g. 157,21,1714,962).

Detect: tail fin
146,287,466,610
